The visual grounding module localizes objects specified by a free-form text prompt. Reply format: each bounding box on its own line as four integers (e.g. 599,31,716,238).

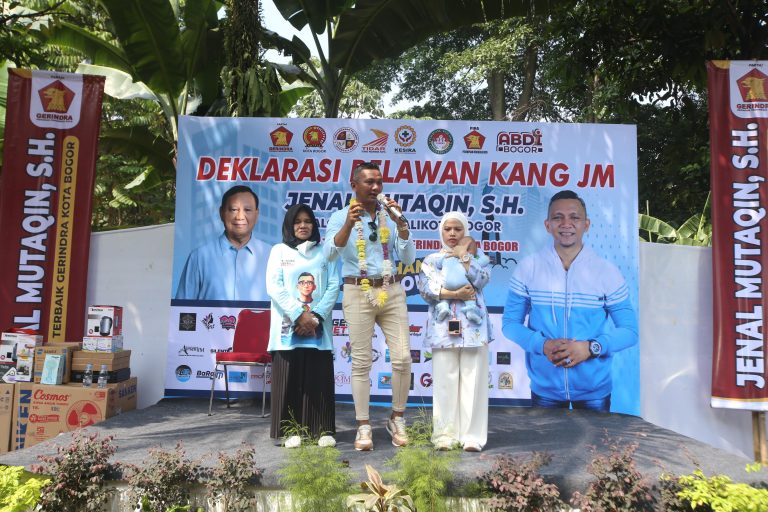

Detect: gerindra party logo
30,71,84,128
463,129,487,153
737,68,768,102
39,80,75,113
34,80,76,124
270,126,294,152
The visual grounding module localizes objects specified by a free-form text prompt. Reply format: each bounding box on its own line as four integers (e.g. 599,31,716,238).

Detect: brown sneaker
386,416,409,447
354,425,374,451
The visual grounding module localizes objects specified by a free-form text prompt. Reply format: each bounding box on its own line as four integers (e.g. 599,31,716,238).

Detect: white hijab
439,211,470,251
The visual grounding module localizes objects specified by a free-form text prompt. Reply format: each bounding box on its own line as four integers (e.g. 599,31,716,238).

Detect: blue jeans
531,391,611,412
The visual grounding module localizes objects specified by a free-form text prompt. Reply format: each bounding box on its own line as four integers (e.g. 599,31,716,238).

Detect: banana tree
265,0,556,118
639,192,711,246
42,0,223,143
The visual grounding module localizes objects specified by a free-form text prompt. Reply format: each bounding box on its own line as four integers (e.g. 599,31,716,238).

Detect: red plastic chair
208,309,272,417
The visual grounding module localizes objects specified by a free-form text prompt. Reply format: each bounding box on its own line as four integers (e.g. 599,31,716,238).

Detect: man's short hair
548,190,587,217
298,271,314,281
220,185,259,211
352,161,380,182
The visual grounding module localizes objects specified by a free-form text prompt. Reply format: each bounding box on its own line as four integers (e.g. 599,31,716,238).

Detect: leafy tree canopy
362,0,768,228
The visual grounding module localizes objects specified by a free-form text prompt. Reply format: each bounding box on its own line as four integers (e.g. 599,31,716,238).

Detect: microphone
377,194,408,224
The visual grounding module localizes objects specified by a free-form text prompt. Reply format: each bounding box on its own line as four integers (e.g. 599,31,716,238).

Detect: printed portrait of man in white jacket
502,190,638,413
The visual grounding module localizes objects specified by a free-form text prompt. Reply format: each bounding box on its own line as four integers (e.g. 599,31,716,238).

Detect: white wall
86,224,174,409
85,226,758,458
639,243,755,459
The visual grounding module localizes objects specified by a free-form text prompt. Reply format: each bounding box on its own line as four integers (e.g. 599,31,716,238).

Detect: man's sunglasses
368,221,377,242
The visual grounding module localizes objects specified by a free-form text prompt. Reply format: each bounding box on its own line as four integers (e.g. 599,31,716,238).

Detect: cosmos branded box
11,378,137,451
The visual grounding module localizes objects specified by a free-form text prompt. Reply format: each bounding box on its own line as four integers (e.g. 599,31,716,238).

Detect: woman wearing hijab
417,211,492,452
266,204,340,447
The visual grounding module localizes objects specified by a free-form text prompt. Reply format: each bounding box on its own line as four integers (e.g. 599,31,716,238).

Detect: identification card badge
448,316,462,336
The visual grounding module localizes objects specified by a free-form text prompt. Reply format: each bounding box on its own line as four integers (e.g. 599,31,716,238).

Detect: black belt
343,275,403,287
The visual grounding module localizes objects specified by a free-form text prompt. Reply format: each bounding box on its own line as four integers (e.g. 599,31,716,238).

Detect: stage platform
2,398,764,496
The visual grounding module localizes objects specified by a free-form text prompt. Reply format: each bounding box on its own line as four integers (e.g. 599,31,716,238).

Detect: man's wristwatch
588,339,602,358
460,253,471,263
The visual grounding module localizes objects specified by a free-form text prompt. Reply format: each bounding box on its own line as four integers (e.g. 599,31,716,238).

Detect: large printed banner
167,117,640,414
708,61,768,410
0,69,104,341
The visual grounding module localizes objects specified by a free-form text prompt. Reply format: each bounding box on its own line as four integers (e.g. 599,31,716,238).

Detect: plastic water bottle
97,364,109,388
82,363,93,387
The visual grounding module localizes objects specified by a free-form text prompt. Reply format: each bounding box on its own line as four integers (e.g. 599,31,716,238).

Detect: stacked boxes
0,304,139,452
78,305,131,385
72,350,131,384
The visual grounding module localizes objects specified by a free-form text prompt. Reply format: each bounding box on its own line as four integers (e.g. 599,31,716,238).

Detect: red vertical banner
709,60,768,410
0,69,104,341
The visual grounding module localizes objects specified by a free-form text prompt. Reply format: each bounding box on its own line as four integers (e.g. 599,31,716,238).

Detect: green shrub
32,432,116,512
278,443,350,512
571,439,655,512
125,442,202,512
0,465,49,512
204,444,262,512
664,469,768,512
385,409,456,512
482,451,564,512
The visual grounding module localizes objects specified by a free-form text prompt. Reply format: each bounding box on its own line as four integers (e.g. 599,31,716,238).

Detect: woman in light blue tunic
267,204,340,447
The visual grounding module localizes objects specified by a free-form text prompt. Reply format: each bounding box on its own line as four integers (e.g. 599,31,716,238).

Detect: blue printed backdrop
167,117,639,414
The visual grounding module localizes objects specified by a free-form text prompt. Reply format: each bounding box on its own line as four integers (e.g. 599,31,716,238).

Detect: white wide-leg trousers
431,344,488,449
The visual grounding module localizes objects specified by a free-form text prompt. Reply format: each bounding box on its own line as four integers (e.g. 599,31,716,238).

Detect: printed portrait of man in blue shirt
175,185,270,301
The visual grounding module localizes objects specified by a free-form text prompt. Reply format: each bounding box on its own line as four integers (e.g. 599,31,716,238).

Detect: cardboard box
72,367,131,384
0,364,17,384
86,306,123,336
72,350,131,372
0,332,44,346
0,333,43,379
40,355,65,385
82,335,123,353
0,342,16,365
0,383,13,453
33,343,79,384
11,382,33,451
0,334,42,365
12,378,137,450
14,356,34,382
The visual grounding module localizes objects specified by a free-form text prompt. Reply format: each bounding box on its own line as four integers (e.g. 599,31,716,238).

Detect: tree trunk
224,0,279,117
488,70,505,121
224,0,259,116
511,43,537,121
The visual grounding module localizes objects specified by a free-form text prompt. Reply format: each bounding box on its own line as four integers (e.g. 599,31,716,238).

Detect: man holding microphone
325,161,415,451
